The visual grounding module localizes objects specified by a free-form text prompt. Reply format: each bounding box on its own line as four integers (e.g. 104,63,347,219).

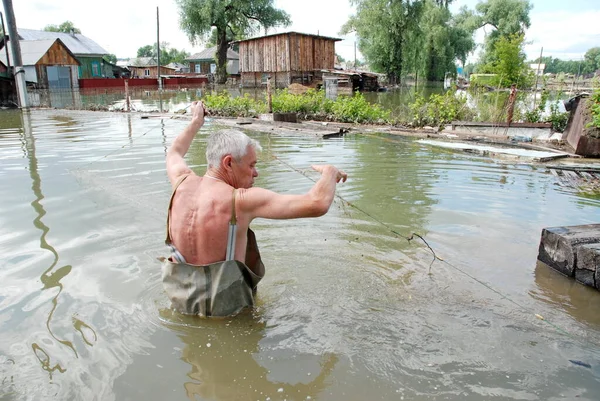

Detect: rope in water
80,111,586,344
267,134,588,344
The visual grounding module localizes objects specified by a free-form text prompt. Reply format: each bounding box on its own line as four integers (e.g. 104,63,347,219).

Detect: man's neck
205,169,231,185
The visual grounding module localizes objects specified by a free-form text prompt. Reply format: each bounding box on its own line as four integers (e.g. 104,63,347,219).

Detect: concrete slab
537,224,600,279
417,140,570,161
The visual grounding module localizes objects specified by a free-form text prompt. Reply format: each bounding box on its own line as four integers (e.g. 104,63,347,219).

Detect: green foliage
588,89,600,130
342,0,475,83
480,33,532,88
177,0,290,83
203,90,389,123
43,21,81,34
475,0,532,66
330,92,390,123
136,43,190,65
203,92,266,117
528,56,583,75
409,90,472,127
548,103,568,133
272,89,333,115
583,47,600,75
341,0,425,84
103,54,117,64
137,45,154,58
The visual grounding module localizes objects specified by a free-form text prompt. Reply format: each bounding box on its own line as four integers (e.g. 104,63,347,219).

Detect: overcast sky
2,0,598,63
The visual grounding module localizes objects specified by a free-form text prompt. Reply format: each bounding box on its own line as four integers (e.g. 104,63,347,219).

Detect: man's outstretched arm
166,101,206,186
240,165,348,220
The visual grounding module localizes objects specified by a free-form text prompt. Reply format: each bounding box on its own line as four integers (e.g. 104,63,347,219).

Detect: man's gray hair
206,129,262,168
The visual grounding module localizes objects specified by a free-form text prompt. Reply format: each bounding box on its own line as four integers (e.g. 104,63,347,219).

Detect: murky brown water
1,109,600,400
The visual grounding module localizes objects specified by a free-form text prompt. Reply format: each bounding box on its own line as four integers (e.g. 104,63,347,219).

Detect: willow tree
177,0,290,84
341,0,425,84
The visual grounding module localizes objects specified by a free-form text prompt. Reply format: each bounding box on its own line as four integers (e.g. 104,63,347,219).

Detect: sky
1,0,599,63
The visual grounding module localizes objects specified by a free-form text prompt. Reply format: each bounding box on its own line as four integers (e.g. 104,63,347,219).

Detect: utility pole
354,41,357,70
2,0,28,108
532,47,543,110
156,6,162,91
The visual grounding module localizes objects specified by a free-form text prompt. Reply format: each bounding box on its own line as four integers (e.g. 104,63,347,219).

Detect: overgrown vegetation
204,89,390,124
202,86,575,132
409,90,473,127
587,89,600,130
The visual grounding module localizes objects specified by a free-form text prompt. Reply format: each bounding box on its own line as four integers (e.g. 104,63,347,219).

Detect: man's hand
190,101,208,127
311,164,348,183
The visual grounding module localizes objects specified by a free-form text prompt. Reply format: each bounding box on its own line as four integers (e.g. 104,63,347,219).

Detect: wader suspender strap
165,174,191,245
225,189,238,261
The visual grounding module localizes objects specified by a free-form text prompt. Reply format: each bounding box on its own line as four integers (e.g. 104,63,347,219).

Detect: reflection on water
1,109,600,400
160,309,337,400
531,261,600,329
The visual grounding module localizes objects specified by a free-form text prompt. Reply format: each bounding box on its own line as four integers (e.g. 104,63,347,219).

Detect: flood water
1,109,600,400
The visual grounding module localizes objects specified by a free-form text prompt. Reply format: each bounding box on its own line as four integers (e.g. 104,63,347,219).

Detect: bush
272,88,333,115
203,92,266,117
409,91,473,128
588,89,600,130
330,92,390,123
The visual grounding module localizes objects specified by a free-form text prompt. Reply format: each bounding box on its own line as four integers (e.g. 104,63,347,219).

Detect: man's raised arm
166,101,206,186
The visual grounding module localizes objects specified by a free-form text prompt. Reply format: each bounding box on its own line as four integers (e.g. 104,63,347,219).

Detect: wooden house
186,46,239,75
236,32,341,88
0,38,80,89
126,57,176,79
17,28,109,79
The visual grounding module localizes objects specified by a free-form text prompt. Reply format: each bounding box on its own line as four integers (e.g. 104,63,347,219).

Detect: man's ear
222,155,233,170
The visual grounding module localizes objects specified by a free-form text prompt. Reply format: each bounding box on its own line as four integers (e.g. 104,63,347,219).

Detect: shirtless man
162,101,347,316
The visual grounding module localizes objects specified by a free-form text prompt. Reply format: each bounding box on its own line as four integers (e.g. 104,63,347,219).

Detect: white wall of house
24,66,38,83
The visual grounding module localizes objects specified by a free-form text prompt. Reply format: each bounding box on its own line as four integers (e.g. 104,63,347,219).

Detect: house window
195,64,200,73
144,69,150,76
91,61,101,77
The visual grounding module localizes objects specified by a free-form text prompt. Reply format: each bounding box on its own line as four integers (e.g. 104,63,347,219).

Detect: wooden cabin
126,57,176,79
17,29,109,79
0,38,80,89
236,32,341,88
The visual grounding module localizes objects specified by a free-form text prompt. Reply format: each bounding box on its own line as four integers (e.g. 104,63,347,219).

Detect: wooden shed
236,32,341,88
0,38,80,89
126,57,176,79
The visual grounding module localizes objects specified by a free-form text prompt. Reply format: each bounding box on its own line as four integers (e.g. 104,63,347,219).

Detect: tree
480,33,532,88
176,0,290,84
103,54,117,64
43,21,81,34
137,45,155,58
413,0,476,81
136,43,190,65
474,0,532,65
341,0,425,84
583,47,600,75
336,53,346,63
342,0,475,83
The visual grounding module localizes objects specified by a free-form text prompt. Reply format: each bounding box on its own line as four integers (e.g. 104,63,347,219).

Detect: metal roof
233,31,342,44
17,28,109,56
0,39,79,66
187,46,239,61
125,57,175,68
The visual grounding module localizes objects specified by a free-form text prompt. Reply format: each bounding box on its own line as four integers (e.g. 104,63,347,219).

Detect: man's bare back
169,174,251,265
166,101,347,266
